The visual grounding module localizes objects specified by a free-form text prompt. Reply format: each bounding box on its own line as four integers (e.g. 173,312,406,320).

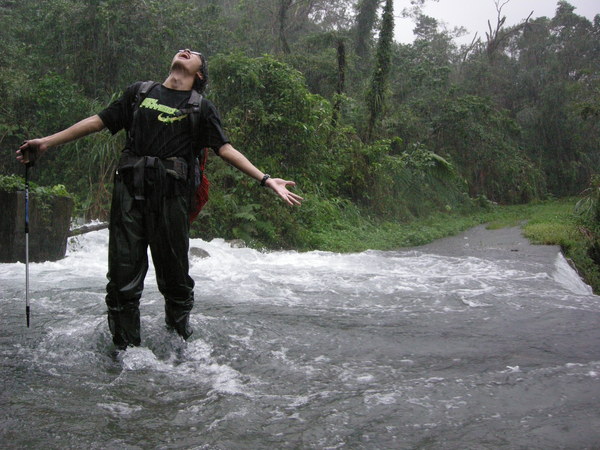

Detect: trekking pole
25,161,31,327
23,147,36,327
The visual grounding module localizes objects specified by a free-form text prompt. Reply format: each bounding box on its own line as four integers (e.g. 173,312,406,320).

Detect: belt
117,155,188,200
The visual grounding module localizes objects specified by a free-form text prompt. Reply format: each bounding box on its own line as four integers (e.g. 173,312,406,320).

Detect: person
17,49,303,350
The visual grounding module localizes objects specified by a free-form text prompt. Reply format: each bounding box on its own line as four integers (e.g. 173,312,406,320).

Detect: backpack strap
167,89,204,155
172,89,213,220
127,81,160,152
137,80,158,101
186,90,203,157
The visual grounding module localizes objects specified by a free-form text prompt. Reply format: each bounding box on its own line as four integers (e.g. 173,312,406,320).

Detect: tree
354,0,380,59
365,0,393,141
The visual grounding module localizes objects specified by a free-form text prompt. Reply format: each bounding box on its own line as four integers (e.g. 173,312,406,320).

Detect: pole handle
22,146,37,167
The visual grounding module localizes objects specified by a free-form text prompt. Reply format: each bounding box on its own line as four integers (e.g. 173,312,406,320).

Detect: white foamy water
1,227,600,448
552,253,594,296
1,229,596,311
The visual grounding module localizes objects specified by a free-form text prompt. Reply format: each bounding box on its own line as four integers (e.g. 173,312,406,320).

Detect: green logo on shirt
140,98,187,123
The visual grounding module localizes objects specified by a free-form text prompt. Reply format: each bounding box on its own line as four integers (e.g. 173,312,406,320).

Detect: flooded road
1,225,599,448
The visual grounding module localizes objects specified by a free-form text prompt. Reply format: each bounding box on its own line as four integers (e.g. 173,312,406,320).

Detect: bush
0,174,71,198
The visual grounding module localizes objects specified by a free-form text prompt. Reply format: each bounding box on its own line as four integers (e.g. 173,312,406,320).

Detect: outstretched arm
218,143,303,206
16,115,106,164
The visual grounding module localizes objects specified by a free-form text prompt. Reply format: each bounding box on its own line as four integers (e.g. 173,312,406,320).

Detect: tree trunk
331,38,346,128
278,0,292,54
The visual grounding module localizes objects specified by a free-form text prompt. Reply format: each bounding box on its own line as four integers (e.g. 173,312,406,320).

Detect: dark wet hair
193,53,208,94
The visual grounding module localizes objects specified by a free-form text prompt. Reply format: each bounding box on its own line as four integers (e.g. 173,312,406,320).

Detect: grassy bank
306,198,599,294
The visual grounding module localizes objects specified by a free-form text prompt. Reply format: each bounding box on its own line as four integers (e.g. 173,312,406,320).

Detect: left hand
265,178,303,206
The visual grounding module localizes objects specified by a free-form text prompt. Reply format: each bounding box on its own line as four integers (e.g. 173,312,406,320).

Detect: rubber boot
107,306,141,349
165,305,193,340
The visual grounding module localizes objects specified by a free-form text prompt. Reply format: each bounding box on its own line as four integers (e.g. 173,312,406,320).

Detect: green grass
305,212,487,252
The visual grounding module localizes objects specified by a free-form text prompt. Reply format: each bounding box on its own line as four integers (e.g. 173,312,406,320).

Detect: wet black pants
105,172,194,349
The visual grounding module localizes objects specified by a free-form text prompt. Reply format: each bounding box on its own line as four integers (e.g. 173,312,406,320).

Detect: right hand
17,139,47,165
265,177,304,206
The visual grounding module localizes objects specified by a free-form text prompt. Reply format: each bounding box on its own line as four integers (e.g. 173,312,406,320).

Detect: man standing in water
17,49,303,349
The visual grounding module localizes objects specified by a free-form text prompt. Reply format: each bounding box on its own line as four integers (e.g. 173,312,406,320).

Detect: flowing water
1,225,599,449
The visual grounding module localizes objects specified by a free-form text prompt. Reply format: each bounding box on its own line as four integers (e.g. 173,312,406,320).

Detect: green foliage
354,0,380,59
0,174,26,192
575,174,600,231
430,95,545,203
0,174,71,198
33,73,89,134
340,137,469,221
1,0,598,256
462,4,600,197
209,53,334,175
284,31,348,100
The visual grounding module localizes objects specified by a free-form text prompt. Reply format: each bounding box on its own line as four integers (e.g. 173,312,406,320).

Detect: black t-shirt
98,82,229,158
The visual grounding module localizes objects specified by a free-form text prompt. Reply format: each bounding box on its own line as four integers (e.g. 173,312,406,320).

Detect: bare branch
462,32,480,62
486,0,534,62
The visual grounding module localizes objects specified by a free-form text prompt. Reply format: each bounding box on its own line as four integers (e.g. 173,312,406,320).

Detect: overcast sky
393,0,600,45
